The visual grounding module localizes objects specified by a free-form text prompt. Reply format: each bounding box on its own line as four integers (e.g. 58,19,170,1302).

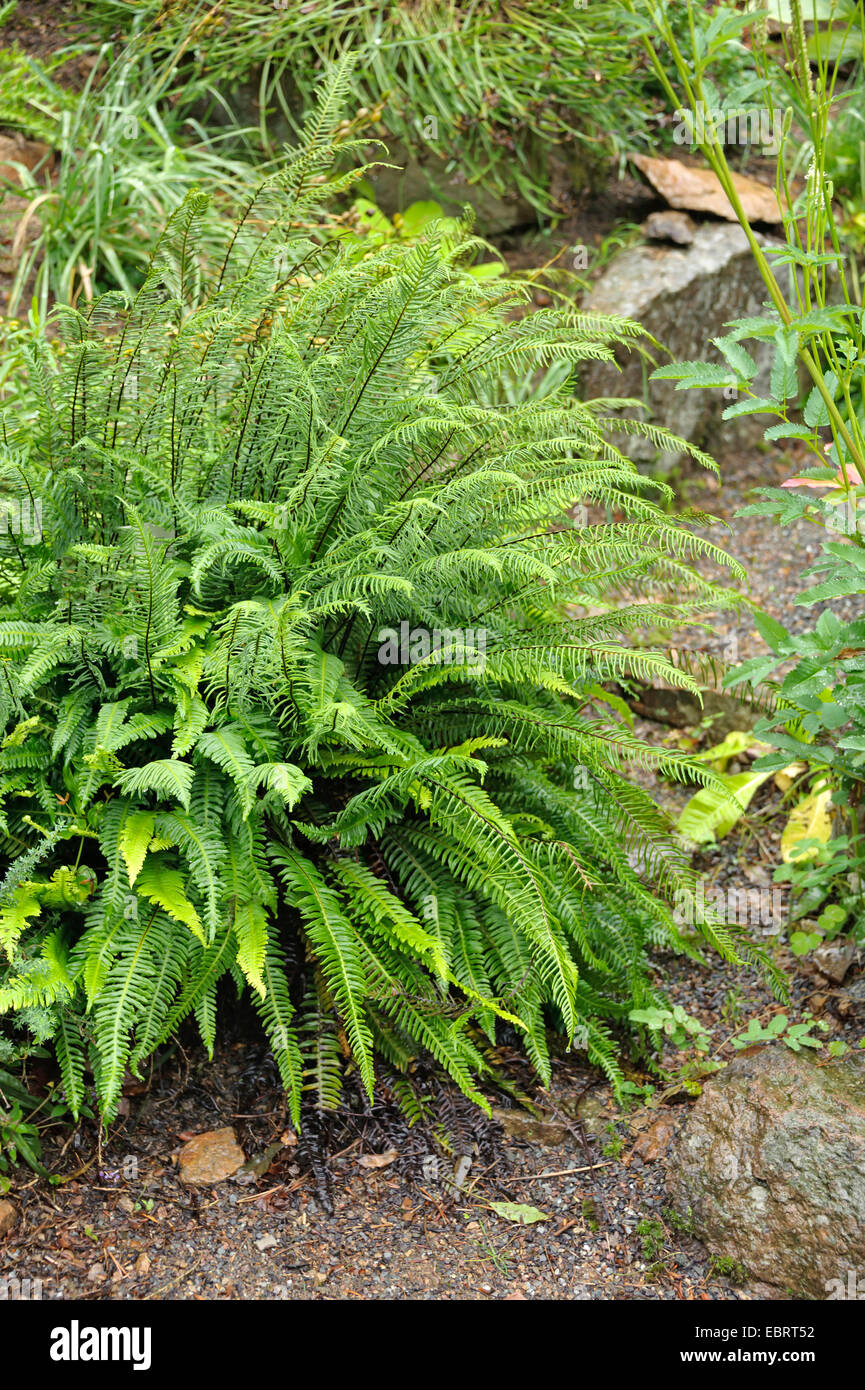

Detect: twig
150,1255,202,1299
506,1161,616,1182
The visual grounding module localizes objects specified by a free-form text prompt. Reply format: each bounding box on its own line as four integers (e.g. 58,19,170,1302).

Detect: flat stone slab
632,154,786,223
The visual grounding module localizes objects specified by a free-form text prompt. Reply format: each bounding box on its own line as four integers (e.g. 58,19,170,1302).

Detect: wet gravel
669,438,865,660
5,909,862,1303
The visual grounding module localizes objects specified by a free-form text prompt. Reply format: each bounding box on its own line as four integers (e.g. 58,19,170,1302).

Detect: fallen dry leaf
774,761,807,793
631,1112,678,1162
358,1149,399,1170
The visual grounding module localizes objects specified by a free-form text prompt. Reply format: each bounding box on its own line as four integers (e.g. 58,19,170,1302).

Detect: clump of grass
80,0,759,217
3,23,268,314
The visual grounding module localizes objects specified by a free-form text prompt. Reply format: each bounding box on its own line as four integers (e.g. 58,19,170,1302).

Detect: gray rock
642,210,697,244
841,974,865,1015
665,1046,865,1298
575,1090,612,1139
581,222,782,471
631,684,761,739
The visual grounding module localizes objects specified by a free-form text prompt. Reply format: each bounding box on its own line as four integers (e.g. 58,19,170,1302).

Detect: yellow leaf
488,1201,549,1225
774,761,807,793
694,729,772,772
120,809,156,887
0,889,41,958
233,901,267,997
677,768,773,844
781,784,833,863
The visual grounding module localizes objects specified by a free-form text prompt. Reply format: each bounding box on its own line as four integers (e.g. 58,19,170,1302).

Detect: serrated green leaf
136,861,204,944
119,809,156,887
770,327,799,402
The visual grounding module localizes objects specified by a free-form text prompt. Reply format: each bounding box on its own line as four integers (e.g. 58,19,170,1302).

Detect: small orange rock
0,1200,17,1237
0,133,53,187
631,1112,678,1162
358,1149,398,1170
632,153,786,224
178,1127,245,1184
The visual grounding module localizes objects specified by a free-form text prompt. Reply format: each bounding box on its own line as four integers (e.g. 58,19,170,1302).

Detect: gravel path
670,437,865,660
5,919,860,1303
0,1020,762,1303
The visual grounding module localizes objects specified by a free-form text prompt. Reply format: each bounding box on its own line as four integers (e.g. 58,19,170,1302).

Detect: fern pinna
0,85,765,1123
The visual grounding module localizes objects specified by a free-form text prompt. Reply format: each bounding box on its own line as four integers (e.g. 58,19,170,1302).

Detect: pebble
0,1201,17,1238
178,1128,246,1185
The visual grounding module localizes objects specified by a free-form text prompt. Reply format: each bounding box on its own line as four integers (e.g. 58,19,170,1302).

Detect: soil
1,0,105,79
668,438,865,659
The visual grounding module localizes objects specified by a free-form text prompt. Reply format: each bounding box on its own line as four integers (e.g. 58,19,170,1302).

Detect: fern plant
0,75,768,1126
